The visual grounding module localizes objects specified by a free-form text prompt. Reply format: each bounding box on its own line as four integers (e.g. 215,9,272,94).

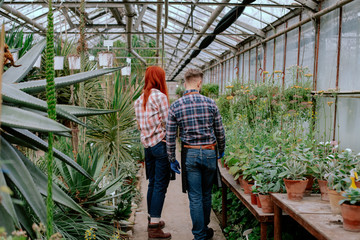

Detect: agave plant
0,39,121,237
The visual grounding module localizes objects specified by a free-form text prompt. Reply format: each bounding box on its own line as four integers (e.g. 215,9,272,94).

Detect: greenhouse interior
0,0,359,239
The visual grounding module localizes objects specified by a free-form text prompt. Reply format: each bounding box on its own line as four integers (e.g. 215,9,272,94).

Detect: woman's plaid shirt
166,89,225,162
135,89,169,148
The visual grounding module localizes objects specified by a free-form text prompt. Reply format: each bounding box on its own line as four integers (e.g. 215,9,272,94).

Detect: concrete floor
131,149,226,240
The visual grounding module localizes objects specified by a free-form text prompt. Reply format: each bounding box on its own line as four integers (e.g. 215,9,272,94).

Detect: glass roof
0,0,311,78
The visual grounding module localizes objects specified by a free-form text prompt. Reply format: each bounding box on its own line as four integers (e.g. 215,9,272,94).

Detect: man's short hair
184,68,203,82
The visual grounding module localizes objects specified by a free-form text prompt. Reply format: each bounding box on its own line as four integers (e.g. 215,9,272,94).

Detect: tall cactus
45,0,56,237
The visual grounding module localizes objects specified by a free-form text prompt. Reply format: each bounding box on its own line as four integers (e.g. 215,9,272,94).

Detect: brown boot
148,217,165,229
148,223,171,240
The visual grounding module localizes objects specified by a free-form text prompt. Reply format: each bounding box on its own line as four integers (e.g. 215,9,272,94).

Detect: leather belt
184,143,216,150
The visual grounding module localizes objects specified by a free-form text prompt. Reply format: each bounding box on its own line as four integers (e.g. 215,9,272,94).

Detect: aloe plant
0,39,121,235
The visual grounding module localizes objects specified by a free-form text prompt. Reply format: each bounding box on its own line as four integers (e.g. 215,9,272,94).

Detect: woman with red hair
134,66,173,239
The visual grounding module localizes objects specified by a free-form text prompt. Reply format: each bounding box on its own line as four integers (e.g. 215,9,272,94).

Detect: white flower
345,148,352,153
319,142,324,145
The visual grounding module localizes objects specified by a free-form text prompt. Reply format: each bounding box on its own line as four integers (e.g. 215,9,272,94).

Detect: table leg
221,181,227,229
274,204,282,240
260,222,267,240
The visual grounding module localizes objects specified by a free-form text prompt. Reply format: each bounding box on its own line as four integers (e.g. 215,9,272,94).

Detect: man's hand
170,160,181,174
218,152,225,159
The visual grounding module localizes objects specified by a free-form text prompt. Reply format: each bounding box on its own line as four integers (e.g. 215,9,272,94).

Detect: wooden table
271,193,360,240
218,163,274,240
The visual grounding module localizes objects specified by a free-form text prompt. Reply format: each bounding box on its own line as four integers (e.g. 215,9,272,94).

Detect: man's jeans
186,148,217,240
145,141,171,218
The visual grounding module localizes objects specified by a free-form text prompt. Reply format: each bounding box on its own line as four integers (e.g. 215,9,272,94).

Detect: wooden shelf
271,193,360,240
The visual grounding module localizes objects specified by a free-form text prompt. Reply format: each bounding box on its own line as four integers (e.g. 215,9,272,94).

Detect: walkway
132,148,226,240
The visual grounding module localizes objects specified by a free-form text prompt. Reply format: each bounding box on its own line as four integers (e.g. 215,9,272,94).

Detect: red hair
143,66,169,109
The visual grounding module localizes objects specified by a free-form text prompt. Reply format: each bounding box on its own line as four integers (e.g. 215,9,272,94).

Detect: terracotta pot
304,176,314,196
318,179,329,201
328,189,345,214
341,203,360,232
257,194,262,208
284,178,309,201
250,192,257,205
355,182,360,188
243,180,254,194
237,175,243,187
258,194,274,213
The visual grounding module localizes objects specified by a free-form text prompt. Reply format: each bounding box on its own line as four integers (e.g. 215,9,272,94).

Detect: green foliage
201,83,219,98
5,26,34,58
279,160,307,180
45,0,56,235
340,188,360,205
175,85,185,98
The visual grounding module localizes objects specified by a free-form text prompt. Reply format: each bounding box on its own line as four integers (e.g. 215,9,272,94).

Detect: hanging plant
68,54,81,70
98,51,115,67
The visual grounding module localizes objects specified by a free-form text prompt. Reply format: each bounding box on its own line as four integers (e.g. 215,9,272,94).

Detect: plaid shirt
135,89,169,148
166,89,225,162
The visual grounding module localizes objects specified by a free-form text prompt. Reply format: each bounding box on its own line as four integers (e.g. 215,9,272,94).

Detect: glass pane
339,2,360,91
315,97,335,143
285,28,299,86
299,21,315,75
317,9,339,91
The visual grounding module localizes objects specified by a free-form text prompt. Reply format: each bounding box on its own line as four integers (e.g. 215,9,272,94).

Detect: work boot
148,223,171,240
206,228,214,239
147,216,165,229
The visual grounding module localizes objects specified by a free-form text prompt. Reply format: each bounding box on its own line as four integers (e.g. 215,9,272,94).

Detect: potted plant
279,159,308,201
311,160,331,201
253,166,283,213
340,188,360,231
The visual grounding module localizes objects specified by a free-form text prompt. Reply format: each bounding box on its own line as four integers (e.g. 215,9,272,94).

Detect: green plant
279,160,307,180
201,83,219,98
0,40,121,237
175,85,185,98
5,26,33,58
340,188,360,205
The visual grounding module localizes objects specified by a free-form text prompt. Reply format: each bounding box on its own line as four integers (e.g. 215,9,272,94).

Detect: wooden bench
271,193,360,240
218,163,274,240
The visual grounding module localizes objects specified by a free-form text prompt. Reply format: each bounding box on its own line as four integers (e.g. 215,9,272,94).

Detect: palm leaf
15,148,90,216
2,83,85,126
1,105,70,132
5,128,92,179
3,39,46,84
0,138,47,224
15,67,122,94
57,105,116,117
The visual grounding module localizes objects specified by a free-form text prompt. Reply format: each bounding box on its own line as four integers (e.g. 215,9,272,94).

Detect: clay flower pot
304,176,314,196
243,180,254,194
256,194,262,208
284,178,309,201
258,194,274,213
355,181,360,188
250,192,257,205
318,179,329,201
328,189,345,214
341,203,360,232
237,175,243,186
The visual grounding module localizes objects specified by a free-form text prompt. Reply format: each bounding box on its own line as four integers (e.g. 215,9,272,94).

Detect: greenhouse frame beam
134,4,148,31
196,4,265,38
1,4,46,33
0,10,37,32
69,7,93,25
203,0,354,71
61,8,75,29
2,2,307,8
294,0,318,11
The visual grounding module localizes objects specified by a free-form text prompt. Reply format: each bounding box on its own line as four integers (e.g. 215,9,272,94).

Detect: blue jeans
186,148,217,240
145,141,170,218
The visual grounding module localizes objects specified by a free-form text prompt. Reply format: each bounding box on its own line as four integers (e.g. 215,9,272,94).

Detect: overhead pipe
1,4,47,33
169,0,231,78
156,2,163,64
123,0,147,66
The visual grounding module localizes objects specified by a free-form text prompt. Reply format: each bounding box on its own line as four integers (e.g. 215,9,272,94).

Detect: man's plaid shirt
135,89,169,148
166,89,225,162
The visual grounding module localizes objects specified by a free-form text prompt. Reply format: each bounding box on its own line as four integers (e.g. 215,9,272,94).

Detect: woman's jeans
145,141,171,218
185,148,217,240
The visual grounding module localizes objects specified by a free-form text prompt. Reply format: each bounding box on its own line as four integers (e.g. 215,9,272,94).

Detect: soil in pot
284,178,309,201
258,194,274,213
318,179,329,201
341,203,360,232
328,189,345,214
250,192,257,205
257,194,262,208
304,176,314,196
